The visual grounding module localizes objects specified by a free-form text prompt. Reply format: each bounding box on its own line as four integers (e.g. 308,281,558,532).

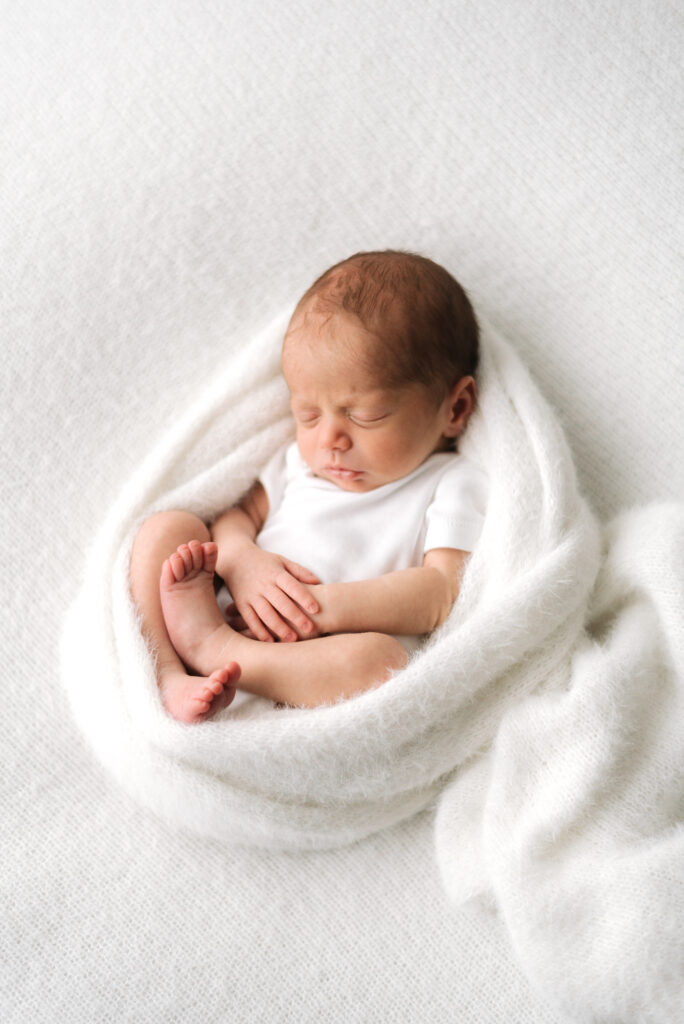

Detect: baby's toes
187,539,204,572
200,541,219,576
160,557,177,588
204,677,225,698
219,662,241,685
176,544,195,574
168,551,189,581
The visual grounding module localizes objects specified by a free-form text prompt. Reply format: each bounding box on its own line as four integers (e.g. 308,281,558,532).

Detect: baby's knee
364,632,409,681
133,509,210,556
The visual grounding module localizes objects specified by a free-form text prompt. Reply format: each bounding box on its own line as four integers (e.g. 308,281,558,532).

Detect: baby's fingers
265,585,318,639
281,558,321,587
240,604,276,643
276,569,319,615
252,596,301,643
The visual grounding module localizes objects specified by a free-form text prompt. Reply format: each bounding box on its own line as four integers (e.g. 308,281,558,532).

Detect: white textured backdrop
2,1,681,1021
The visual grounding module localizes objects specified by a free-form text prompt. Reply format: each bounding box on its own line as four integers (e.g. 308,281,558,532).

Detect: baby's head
282,250,479,492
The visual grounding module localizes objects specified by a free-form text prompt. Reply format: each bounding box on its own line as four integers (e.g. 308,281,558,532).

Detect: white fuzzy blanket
61,314,684,1019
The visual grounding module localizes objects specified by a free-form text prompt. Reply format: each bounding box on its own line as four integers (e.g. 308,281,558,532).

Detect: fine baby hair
289,250,480,402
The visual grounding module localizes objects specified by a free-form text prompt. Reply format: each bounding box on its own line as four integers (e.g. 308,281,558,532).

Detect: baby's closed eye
294,410,320,426
347,411,389,426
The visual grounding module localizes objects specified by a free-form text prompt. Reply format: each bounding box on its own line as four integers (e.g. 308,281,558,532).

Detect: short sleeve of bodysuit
423,456,488,554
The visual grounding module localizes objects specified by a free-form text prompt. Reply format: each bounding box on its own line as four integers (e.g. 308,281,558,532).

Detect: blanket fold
61,313,683,1021
435,505,684,1023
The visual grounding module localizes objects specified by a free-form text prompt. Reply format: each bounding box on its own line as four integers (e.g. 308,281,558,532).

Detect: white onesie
252,441,488,652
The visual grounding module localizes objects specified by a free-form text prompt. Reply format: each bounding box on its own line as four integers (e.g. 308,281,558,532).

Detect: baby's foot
160,540,234,675
159,663,240,723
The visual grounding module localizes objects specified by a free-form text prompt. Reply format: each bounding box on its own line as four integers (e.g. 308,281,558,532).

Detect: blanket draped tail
61,315,684,1021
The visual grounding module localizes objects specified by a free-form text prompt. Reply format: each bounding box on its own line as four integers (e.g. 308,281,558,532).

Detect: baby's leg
129,510,239,723
161,541,408,707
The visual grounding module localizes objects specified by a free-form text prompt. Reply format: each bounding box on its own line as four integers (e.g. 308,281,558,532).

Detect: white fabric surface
3,1,682,1022
434,346,684,1021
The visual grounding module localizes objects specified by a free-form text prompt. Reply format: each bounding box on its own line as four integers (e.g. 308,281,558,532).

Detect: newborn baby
129,250,487,721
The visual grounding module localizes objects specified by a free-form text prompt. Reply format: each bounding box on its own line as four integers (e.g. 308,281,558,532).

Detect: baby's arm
310,548,469,637
211,482,320,643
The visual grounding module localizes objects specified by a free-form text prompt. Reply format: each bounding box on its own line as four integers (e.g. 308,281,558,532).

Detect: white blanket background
3,2,683,1022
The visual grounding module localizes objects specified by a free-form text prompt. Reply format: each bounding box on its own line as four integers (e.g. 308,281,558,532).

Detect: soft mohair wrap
61,314,683,1020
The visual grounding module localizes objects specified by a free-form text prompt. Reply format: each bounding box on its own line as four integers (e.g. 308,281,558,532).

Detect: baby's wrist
311,582,338,635
214,534,256,581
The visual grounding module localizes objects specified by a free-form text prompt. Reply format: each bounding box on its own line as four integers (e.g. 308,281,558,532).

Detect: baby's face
282,311,456,493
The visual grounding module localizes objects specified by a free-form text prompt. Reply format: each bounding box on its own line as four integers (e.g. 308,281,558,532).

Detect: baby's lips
325,464,363,478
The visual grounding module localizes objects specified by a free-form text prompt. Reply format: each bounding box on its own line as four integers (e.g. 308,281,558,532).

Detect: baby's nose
321,418,351,450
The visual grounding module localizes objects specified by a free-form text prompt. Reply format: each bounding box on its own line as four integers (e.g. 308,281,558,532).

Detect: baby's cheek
375,434,412,468
295,428,312,455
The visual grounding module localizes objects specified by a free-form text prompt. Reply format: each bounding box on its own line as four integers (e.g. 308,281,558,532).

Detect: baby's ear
443,376,477,438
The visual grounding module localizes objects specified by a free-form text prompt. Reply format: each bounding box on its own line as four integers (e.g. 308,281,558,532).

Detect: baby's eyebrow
289,397,318,408
348,393,398,409
288,387,397,408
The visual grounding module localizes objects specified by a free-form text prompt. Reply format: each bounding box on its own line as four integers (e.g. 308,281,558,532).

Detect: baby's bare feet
160,540,235,675
159,663,240,723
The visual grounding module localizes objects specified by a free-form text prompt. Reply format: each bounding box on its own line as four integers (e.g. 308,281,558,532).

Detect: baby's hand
223,606,323,641
224,545,321,643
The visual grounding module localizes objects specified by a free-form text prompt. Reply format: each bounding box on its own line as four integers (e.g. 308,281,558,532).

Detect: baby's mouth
325,464,363,480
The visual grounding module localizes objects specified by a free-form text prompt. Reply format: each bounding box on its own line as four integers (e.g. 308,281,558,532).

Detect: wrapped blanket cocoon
61,313,684,1019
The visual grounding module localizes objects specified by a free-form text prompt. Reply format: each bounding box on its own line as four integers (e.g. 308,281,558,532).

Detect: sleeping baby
129,250,488,721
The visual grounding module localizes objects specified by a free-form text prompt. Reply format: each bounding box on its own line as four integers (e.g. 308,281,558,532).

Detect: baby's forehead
283,289,425,396
283,303,393,362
